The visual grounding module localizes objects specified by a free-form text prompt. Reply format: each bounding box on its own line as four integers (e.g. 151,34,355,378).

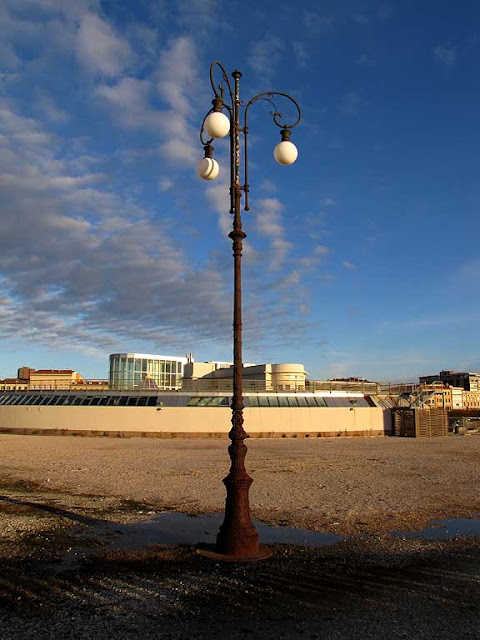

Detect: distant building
463,390,480,409
0,378,29,391
2,368,107,391
183,360,255,379
109,353,188,390
17,367,35,382
29,369,85,390
419,370,480,392
183,362,307,391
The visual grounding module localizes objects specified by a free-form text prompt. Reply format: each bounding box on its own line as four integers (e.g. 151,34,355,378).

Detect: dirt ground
0,433,479,639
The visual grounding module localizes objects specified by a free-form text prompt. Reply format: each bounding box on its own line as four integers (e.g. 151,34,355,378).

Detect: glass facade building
109,353,188,391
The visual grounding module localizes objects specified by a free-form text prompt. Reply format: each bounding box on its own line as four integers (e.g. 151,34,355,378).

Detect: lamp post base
196,544,272,563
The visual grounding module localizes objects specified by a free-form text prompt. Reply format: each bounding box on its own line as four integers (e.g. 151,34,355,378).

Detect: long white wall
0,405,390,437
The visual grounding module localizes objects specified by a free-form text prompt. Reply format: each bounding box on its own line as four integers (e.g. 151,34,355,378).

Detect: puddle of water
392,517,480,541
80,513,480,555
44,512,480,574
103,512,344,551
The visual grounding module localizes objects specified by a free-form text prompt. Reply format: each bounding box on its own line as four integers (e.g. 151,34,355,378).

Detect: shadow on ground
0,494,479,639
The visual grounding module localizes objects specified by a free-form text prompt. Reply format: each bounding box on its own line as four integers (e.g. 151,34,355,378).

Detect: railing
1,378,380,394
0,378,436,397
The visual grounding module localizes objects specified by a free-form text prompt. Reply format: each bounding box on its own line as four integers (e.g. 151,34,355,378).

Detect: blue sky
0,0,479,382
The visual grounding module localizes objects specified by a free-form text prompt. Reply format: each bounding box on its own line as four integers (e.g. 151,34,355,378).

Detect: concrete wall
0,405,391,438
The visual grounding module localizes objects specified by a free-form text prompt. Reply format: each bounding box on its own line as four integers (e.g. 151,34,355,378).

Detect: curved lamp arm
199,62,235,146
209,60,235,105
243,92,301,210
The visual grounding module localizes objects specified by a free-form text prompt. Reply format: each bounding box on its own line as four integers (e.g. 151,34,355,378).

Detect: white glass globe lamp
273,128,298,166
204,111,230,139
197,156,220,180
274,141,298,165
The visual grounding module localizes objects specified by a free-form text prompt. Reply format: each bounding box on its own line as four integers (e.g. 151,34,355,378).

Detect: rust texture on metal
197,61,301,560
216,69,259,558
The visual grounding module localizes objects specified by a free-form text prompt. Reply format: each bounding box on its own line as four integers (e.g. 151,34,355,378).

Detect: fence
1,378,425,396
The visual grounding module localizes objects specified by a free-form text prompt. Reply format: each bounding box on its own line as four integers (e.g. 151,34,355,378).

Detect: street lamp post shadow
196,61,301,562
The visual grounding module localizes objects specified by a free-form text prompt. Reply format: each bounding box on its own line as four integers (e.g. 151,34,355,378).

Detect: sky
1,0,479,383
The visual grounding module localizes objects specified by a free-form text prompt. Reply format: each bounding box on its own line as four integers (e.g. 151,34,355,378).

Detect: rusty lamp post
196,61,301,561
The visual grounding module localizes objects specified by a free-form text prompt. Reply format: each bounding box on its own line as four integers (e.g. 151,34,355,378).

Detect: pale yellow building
463,390,480,409
0,378,29,391
421,384,452,409
29,369,85,390
183,362,307,391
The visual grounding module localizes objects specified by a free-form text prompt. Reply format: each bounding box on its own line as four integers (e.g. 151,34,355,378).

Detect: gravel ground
0,433,479,639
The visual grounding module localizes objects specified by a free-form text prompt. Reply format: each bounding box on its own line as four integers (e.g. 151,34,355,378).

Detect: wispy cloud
248,34,284,78
36,91,70,124
303,11,334,35
340,91,367,116
95,35,200,167
76,12,134,77
95,77,161,128
254,198,292,270
293,42,309,68
433,43,456,70
260,178,278,194
155,36,200,165
357,54,376,67
175,0,221,37
0,98,234,354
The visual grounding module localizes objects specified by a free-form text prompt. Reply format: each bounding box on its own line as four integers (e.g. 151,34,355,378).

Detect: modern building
109,353,188,390
419,370,480,392
183,362,307,391
0,389,389,438
183,361,235,379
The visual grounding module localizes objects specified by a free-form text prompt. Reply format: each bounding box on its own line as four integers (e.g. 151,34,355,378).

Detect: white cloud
293,42,309,68
95,77,163,129
76,12,134,77
254,198,292,270
158,176,174,191
320,197,335,206
296,245,329,270
343,260,357,269
260,178,278,194
340,91,367,116
175,0,220,35
36,92,70,124
303,12,334,35
357,54,376,67
155,36,201,166
433,43,456,70
0,99,235,354
248,34,284,78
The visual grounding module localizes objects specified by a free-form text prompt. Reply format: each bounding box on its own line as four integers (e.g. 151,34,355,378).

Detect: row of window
0,394,159,407
0,393,370,408
187,396,369,408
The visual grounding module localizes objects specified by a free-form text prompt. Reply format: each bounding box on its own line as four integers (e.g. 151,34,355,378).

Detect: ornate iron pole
197,61,301,561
